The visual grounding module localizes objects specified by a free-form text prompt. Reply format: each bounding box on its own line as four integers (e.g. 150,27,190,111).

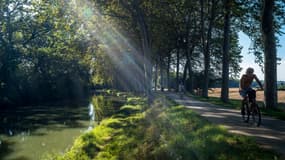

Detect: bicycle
241,89,261,127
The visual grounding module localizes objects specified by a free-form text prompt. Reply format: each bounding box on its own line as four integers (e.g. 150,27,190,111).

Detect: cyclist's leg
240,90,251,122
239,90,247,115
241,98,246,114
248,88,256,103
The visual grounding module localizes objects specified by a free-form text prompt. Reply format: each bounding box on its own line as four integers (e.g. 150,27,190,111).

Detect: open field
208,88,285,104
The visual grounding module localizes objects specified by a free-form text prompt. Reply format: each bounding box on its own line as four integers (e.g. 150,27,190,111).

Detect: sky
238,31,285,81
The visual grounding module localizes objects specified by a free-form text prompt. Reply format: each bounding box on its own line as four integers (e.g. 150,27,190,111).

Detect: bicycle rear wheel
251,103,261,126
241,103,250,123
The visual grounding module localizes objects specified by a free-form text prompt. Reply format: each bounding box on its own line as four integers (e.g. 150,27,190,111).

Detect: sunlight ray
68,0,148,91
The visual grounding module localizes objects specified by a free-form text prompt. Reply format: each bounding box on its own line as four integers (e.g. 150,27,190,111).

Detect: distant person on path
239,67,263,102
179,82,185,98
179,82,185,92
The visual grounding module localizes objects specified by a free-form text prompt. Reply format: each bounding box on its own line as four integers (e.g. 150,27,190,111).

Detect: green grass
189,94,285,121
50,94,280,160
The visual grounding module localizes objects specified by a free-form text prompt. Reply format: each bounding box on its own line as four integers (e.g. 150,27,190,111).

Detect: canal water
0,103,93,160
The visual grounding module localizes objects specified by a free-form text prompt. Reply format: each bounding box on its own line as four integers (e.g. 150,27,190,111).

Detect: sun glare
69,0,147,91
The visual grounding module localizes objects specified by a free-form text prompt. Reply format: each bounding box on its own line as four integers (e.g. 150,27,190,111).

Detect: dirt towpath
166,92,285,157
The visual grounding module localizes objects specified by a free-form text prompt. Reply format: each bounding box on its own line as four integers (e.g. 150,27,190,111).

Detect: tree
94,0,154,98
262,0,277,108
0,0,97,106
120,0,153,97
200,0,218,98
237,0,285,108
0,0,35,106
221,0,231,102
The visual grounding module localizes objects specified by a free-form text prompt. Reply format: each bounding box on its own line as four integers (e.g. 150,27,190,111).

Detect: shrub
91,95,114,122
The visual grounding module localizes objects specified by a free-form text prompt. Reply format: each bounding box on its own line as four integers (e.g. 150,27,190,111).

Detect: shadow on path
166,92,285,157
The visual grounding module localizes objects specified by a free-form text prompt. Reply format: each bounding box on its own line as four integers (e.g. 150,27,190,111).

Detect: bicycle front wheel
251,103,261,126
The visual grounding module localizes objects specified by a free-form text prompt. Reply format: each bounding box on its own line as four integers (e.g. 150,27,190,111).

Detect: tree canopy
0,0,283,108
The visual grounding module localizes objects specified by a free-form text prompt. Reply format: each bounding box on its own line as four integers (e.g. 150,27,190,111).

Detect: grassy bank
190,95,285,121
49,94,279,160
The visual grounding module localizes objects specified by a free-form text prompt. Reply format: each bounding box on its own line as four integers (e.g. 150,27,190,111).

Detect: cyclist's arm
239,75,245,90
254,75,263,89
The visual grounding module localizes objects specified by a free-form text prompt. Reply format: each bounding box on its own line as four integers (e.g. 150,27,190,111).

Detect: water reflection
0,103,90,160
88,103,95,131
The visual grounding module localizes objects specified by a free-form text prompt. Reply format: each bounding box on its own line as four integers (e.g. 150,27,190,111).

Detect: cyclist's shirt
239,74,257,98
240,74,256,89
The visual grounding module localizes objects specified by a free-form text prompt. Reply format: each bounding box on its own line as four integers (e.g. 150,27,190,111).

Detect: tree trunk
120,0,153,98
262,0,277,108
186,45,195,94
182,60,188,84
154,60,158,91
143,42,152,99
160,55,164,92
200,0,206,97
167,53,171,90
221,0,230,103
184,13,195,94
176,48,180,92
134,1,153,98
201,0,215,98
202,52,210,97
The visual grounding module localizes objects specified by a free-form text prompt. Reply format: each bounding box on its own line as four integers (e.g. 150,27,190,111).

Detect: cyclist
239,67,263,102
239,67,263,122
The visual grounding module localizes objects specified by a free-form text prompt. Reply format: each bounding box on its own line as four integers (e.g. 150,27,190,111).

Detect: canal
0,103,91,160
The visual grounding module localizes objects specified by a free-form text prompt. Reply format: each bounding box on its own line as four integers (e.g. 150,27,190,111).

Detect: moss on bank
49,94,279,160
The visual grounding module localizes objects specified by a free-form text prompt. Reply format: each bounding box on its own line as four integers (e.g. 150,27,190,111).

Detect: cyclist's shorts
239,87,253,98
240,88,256,102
